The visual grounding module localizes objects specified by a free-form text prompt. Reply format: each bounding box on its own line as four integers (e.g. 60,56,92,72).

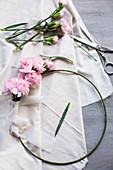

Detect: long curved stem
18,69,107,165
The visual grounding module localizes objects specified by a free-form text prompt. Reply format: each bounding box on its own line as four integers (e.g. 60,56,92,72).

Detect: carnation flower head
17,78,29,97
59,10,65,18
17,72,26,79
2,79,12,95
45,59,56,70
25,72,42,86
53,36,59,44
61,19,68,33
2,78,30,98
19,57,45,74
32,57,45,73
19,57,35,73
19,64,34,73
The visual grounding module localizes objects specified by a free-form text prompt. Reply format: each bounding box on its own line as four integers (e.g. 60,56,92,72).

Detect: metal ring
18,69,107,165
104,62,113,75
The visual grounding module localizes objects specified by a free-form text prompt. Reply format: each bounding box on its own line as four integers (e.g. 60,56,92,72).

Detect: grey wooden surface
72,0,113,169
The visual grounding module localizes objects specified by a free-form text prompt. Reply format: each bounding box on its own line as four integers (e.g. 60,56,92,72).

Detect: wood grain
72,0,113,169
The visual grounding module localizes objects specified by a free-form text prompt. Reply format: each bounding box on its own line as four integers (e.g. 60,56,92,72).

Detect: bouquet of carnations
2,56,56,102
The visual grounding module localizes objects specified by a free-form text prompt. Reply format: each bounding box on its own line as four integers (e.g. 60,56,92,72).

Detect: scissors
70,35,113,75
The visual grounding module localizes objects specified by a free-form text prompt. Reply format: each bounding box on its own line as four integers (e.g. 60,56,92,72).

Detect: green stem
18,69,107,165
34,39,45,43
8,41,19,48
1,22,27,30
97,50,104,66
74,42,97,61
12,94,21,102
8,39,45,42
6,30,31,40
41,55,74,63
14,32,40,51
5,5,62,43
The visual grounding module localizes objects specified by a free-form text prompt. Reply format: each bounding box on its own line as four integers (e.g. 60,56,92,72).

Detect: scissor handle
104,62,113,75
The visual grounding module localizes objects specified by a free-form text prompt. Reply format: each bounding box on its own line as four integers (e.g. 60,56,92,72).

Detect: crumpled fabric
0,0,112,170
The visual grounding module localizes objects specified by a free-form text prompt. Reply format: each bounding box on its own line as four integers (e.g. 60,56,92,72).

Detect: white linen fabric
0,0,112,170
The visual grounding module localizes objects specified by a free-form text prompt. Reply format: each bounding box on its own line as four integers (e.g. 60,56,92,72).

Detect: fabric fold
0,0,44,169
41,33,88,170
67,0,113,106
0,0,112,170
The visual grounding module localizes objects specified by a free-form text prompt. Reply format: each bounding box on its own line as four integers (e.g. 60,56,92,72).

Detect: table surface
72,0,113,169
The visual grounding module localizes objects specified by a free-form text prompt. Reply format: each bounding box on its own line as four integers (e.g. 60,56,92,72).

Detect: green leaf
1,23,27,31
7,39,26,42
41,55,74,63
54,102,71,137
74,42,97,61
12,30,20,35
1,28,29,31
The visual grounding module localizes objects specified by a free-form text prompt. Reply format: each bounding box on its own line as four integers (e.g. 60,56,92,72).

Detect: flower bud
56,4,64,12
57,0,68,6
46,41,52,45
52,10,65,19
45,59,56,70
45,37,54,42
51,4,64,18
53,23,61,29
45,36,59,44
53,35,59,43
47,22,56,27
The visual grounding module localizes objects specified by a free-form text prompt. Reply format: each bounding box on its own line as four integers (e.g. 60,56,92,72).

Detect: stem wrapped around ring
18,69,107,165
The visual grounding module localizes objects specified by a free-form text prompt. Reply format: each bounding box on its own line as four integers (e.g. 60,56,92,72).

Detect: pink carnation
19,57,45,74
17,78,29,96
2,78,29,97
32,57,45,73
59,10,65,18
19,64,34,73
57,0,68,6
45,59,56,70
19,57,34,73
53,36,59,44
20,57,34,66
45,36,59,44
2,79,12,95
25,72,42,86
17,72,26,79
61,19,68,33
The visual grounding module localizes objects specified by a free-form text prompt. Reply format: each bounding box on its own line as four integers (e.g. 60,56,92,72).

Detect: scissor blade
99,46,113,53
70,35,98,49
70,35,113,52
